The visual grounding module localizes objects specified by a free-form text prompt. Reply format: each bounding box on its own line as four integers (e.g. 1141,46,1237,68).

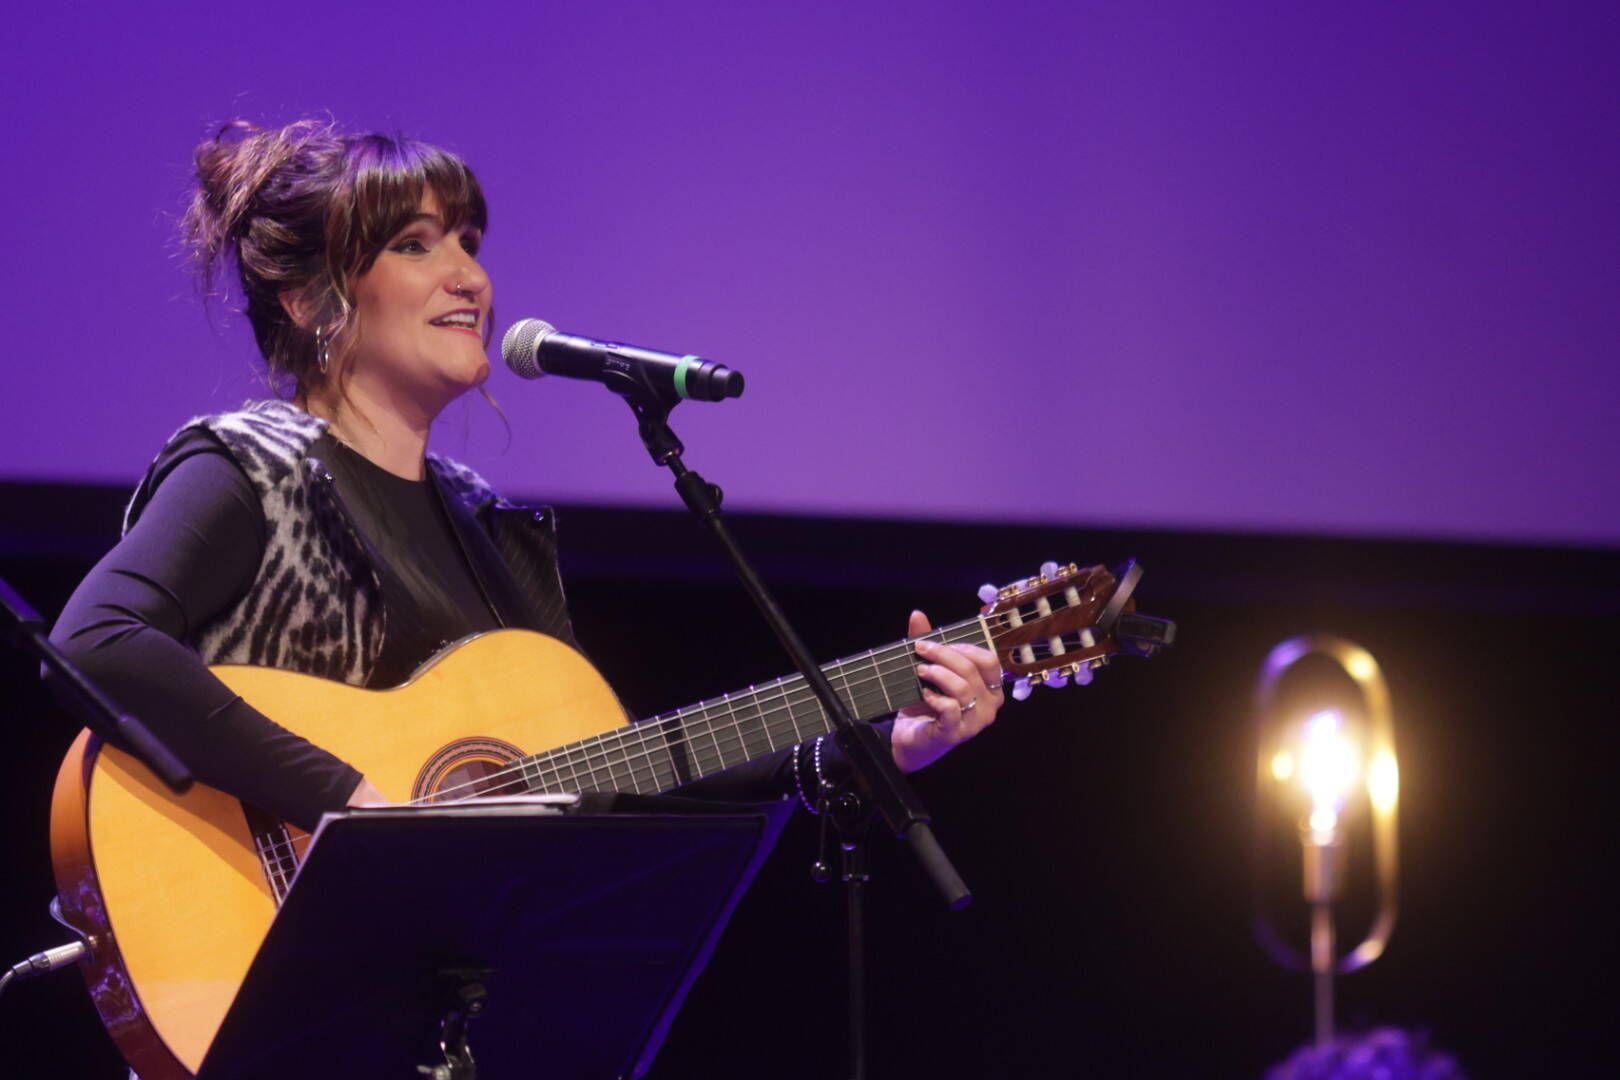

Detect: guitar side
49,629,625,1077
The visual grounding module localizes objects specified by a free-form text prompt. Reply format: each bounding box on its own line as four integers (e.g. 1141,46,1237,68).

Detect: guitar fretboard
509,617,992,795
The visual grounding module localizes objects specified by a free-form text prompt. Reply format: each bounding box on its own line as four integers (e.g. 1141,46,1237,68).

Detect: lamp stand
1302,834,1346,1050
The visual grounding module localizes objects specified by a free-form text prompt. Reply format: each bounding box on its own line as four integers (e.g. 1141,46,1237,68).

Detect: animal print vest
123,400,573,687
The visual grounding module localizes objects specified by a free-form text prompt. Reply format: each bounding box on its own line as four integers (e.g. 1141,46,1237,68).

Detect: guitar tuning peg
1040,560,1059,579
1046,671,1070,689
977,583,999,605
1012,677,1033,701
1079,628,1096,648
1074,664,1094,686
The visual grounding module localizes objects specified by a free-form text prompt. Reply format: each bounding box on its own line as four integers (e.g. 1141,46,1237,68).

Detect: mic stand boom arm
620,380,971,912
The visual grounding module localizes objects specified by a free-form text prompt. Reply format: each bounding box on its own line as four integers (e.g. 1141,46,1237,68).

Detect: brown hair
181,119,489,395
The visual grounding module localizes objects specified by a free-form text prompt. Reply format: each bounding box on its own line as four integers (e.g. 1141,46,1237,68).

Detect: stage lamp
1252,636,1399,1050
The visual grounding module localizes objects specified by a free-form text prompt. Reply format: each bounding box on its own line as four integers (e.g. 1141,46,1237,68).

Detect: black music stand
197,795,790,1080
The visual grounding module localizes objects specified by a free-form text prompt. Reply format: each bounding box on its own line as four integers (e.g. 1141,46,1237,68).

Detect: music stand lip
197,797,791,1080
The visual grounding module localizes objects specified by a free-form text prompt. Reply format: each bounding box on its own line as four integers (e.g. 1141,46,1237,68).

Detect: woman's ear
278,284,319,330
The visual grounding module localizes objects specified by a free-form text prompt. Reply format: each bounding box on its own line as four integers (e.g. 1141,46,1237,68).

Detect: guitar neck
512,616,992,796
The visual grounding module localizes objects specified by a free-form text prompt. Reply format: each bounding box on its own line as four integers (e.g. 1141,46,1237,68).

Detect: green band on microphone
674,355,699,399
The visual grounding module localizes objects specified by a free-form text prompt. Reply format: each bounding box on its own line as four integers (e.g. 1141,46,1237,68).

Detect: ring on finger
961,697,978,713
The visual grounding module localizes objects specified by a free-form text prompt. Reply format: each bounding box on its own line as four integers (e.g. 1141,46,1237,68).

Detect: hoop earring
314,326,331,375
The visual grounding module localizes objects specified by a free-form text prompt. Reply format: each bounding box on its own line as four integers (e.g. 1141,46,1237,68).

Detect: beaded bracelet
791,741,818,814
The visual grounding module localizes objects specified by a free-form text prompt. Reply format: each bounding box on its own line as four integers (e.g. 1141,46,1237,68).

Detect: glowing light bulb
1271,750,1296,782
1298,710,1360,819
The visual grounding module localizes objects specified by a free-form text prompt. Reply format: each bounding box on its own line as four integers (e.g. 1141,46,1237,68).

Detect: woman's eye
460,234,482,257
393,237,429,254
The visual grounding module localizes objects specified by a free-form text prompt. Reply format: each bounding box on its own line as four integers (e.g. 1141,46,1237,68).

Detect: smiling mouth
430,310,482,338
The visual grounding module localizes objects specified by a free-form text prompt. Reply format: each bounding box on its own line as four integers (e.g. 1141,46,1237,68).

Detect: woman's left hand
891,609,1004,773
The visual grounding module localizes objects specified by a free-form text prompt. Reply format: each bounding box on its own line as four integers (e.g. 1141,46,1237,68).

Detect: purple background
3,2,1616,545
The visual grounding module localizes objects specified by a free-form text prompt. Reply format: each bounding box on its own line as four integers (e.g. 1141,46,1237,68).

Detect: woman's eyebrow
396,212,444,231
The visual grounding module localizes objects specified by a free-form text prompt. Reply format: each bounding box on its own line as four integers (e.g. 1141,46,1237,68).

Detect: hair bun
182,119,334,290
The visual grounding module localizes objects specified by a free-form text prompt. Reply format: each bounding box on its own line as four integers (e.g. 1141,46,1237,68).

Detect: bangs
341,134,488,272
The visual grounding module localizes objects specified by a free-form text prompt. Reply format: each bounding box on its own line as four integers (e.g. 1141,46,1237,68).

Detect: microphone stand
1,576,192,794
611,372,970,1080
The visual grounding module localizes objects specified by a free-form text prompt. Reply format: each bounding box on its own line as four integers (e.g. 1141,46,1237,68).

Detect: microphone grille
501,318,555,379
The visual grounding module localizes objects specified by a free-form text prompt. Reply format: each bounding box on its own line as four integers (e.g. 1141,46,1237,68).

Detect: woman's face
348,193,492,412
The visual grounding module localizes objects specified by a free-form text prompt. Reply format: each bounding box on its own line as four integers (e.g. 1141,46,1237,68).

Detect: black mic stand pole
1,576,192,794
812,783,879,1080
612,373,970,1080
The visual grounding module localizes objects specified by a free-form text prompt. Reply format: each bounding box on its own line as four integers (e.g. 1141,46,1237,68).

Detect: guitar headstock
980,558,1175,699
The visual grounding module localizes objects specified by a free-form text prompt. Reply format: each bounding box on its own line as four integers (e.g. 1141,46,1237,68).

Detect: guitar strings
251,604,1103,869
250,630,962,865
252,621,992,863
250,608,1102,870
251,600,1098,868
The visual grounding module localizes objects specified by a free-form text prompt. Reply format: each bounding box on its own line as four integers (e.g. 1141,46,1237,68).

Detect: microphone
502,319,744,403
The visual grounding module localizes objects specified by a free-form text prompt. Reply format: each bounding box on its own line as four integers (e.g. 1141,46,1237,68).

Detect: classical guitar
50,559,1172,1079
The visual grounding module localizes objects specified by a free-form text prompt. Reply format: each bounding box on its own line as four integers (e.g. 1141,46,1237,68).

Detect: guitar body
49,630,625,1079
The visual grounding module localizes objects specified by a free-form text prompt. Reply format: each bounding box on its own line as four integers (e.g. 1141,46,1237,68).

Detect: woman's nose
446,256,490,298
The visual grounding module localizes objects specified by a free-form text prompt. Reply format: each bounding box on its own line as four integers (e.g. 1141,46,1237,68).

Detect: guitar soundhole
413,737,527,803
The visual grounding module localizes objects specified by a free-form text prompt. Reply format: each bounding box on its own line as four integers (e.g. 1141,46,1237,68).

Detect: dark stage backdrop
2,484,1614,1077
2,2,1618,546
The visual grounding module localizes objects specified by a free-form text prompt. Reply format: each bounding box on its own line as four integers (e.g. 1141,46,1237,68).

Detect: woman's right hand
345,777,390,808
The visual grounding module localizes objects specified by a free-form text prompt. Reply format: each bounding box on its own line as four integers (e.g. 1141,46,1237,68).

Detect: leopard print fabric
123,400,503,687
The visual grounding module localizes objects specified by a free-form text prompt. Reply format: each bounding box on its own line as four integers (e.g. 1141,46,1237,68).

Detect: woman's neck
299,381,435,481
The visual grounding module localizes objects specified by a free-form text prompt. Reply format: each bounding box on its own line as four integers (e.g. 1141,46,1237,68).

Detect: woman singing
49,118,1003,831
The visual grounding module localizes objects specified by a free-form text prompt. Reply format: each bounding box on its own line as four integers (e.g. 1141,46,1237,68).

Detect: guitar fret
617,728,655,794
765,682,803,748
974,615,996,653
777,681,803,742
701,705,727,774
873,647,895,713
830,662,854,724
716,692,748,764
680,709,712,777
747,690,776,754
835,650,880,722
601,753,626,793
795,674,832,737
885,643,923,713
736,701,762,764
626,724,670,792
766,675,804,750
